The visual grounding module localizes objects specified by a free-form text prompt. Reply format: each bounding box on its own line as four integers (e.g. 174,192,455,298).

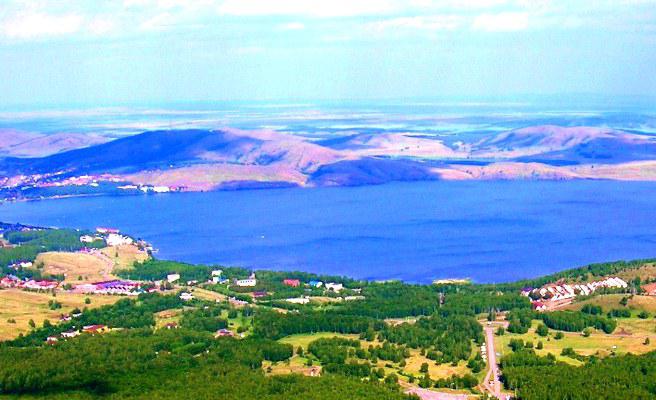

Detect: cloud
472,11,529,31
279,22,305,31
217,0,399,17
368,15,462,32
2,13,84,39
88,18,116,35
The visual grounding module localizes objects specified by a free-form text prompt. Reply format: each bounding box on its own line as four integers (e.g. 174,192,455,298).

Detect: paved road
483,325,504,399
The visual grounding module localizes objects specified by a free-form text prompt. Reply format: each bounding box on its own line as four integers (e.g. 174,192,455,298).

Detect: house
343,295,365,301
9,261,33,269
79,235,96,243
61,330,80,338
46,336,58,344
167,273,181,283
236,277,257,287
106,233,133,246
152,186,170,193
532,301,547,311
76,280,141,295
283,279,301,287
163,322,179,329
215,328,235,337
0,276,18,288
96,227,119,234
308,280,323,288
179,292,194,301
286,297,310,304
23,279,59,290
211,270,223,283
642,282,656,296
59,314,72,322
325,282,344,293
83,325,109,334
253,291,268,298
229,297,249,307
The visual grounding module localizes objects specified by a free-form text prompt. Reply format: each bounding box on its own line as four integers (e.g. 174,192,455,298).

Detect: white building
179,292,194,301
153,186,170,193
236,278,257,287
286,296,310,304
80,235,96,243
106,233,133,246
167,273,181,283
325,282,344,293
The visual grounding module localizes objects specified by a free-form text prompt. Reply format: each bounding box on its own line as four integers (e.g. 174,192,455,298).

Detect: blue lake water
1,181,655,283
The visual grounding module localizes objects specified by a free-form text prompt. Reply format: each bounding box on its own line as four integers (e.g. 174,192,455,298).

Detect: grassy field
101,244,149,270
495,319,656,366
616,263,656,281
277,331,473,384
191,287,227,302
279,332,359,350
0,288,119,340
154,308,182,329
35,251,115,283
565,294,656,315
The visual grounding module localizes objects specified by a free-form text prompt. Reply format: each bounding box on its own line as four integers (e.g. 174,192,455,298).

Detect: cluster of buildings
81,227,134,247
281,278,344,293
74,280,144,296
117,184,185,194
47,324,111,344
522,276,629,310
0,275,59,290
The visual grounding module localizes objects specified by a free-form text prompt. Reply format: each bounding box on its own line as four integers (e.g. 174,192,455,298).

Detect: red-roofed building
642,283,656,296
82,324,109,334
283,279,300,287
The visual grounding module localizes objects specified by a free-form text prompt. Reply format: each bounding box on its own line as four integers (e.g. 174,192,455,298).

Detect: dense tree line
252,310,384,340
0,329,410,399
502,350,656,399
538,311,616,334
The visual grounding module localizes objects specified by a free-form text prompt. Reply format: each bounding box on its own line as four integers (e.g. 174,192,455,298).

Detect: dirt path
401,383,470,400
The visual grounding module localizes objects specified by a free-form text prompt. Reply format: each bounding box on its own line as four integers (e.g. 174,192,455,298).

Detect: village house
325,282,344,293
211,269,223,283
0,276,18,288
215,328,235,337
283,279,300,287
228,297,249,307
79,235,97,243
75,280,141,296
9,261,33,269
96,227,119,234
236,273,257,287
253,291,268,298
179,292,194,301
61,330,80,338
167,273,181,283
23,279,59,291
106,233,133,247
286,296,310,305
82,325,110,335
163,322,179,329
308,280,323,288
642,282,656,296
46,336,58,345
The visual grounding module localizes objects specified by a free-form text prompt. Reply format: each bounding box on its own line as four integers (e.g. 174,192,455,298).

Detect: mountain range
2,125,656,196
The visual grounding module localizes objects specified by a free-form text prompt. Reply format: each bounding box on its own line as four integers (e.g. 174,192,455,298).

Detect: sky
1,0,655,107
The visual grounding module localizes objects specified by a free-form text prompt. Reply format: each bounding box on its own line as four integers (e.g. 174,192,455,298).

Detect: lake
1,180,655,283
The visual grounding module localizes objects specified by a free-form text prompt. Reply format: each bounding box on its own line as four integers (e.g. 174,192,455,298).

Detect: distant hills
2,125,656,198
